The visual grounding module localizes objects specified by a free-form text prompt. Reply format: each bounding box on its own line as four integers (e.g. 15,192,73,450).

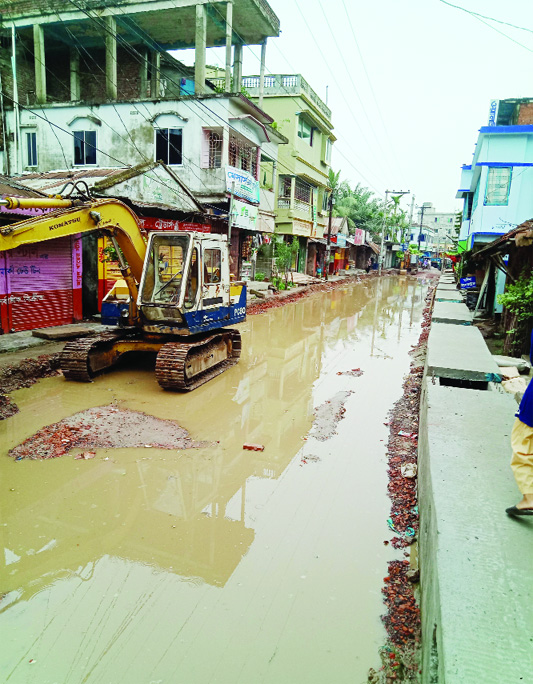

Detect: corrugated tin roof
19,168,121,193
474,220,533,258
0,175,47,197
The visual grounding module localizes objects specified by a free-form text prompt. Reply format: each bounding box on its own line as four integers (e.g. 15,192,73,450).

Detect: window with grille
73,130,96,165
229,135,259,178
484,167,511,206
294,178,311,204
208,131,222,168
155,128,183,165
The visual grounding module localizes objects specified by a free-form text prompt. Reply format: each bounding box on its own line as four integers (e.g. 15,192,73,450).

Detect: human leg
508,417,533,513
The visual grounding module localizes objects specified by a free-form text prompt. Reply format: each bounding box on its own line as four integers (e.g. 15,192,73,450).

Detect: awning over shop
367,241,380,254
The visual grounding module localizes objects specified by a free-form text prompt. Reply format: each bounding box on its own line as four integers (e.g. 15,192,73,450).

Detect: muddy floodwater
0,276,430,684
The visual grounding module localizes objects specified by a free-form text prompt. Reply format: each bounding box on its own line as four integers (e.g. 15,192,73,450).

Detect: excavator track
60,331,127,381
155,329,241,391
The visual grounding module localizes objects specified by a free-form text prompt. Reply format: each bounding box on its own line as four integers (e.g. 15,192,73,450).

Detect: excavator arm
0,197,147,284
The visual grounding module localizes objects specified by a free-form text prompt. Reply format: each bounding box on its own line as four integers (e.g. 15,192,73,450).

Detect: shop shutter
4,237,74,332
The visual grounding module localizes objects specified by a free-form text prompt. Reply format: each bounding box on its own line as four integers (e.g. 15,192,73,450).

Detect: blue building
456,100,533,253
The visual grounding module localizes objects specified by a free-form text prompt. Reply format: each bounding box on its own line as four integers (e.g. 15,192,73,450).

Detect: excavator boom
0,198,146,283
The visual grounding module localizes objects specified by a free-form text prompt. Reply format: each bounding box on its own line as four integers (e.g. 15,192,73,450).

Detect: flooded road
0,275,430,684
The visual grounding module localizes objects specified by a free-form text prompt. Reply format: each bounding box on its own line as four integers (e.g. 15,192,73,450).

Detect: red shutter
2,237,74,332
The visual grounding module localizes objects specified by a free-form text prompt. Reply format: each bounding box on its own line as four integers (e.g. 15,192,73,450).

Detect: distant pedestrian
506,330,533,516
366,257,372,274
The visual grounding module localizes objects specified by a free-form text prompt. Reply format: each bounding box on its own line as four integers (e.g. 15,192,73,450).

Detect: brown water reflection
0,276,429,684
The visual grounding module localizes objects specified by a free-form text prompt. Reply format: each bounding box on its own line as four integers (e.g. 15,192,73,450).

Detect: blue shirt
516,330,533,428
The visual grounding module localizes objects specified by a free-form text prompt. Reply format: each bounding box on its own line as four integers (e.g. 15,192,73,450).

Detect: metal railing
225,74,331,121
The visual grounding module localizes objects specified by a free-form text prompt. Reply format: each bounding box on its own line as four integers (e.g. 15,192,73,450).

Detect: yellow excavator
0,196,246,390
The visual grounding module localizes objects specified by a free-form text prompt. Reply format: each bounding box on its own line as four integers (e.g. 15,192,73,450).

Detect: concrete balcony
213,74,331,122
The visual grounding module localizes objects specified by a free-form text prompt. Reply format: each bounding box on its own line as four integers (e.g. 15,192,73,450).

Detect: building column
150,50,161,98
221,127,230,166
105,16,117,100
259,38,267,108
195,3,207,95
33,24,46,104
233,43,243,93
69,47,80,101
225,2,233,91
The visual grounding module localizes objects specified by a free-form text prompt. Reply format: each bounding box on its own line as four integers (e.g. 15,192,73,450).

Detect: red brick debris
243,443,265,451
381,560,421,647
8,405,201,460
246,272,377,316
368,278,438,683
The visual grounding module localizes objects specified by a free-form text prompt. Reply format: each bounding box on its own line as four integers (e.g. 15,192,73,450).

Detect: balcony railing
276,197,314,219
212,73,331,121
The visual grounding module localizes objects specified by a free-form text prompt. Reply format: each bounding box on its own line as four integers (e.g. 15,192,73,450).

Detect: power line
339,0,406,178
439,1,533,35
191,0,389,191
313,1,397,179
65,0,368,217
439,0,533,53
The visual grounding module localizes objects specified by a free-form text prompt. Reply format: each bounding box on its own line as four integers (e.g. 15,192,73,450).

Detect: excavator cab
138,231,247,336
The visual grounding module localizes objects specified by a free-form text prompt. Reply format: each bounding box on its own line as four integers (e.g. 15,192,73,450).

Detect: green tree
274,237,299,288
335,181,384,240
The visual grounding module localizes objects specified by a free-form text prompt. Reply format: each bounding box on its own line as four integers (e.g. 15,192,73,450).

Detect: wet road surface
0,275,430,684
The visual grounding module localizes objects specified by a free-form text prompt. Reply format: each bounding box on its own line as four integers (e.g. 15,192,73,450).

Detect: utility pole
417,203,427,252
228,180,236,244
379,189,409,275
378,190,389,277
408,195,415,241
325,190,334,281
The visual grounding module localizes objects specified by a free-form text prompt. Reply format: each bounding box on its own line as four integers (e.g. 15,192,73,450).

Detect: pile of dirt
9,405,206,460
0,354,61,420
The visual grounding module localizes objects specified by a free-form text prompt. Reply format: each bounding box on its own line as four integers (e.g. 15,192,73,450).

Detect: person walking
506,330,533,516
366,257,372,274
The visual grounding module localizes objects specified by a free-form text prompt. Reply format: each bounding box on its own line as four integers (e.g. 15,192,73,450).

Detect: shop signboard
231,199,258,230
353,228,365,245
225,166,260,204
138,217,211,232
460,276,476,290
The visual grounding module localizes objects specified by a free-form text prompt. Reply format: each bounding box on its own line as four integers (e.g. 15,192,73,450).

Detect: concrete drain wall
418,275,533,683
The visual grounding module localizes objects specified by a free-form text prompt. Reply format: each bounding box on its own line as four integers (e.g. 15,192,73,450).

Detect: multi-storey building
455,98,533,313
0,0,287,328
456,99,533,253
409,203,456,257
210,72,336,275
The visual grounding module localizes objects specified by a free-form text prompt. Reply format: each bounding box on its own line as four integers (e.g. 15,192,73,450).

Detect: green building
210,72,335,274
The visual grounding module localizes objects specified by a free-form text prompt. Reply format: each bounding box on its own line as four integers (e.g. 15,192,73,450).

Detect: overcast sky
176,0,533,215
